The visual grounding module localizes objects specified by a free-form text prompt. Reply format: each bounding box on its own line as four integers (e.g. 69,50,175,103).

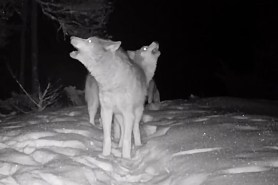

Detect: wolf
70,36,158,158
127,44,161,104
111,42,160,146
147,79,160,104
85,42,161,127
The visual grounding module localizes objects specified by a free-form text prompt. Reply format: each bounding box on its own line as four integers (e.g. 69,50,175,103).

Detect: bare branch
36,0,114,37
6,62,40,108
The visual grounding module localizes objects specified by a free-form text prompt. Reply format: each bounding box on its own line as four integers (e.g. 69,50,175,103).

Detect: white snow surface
0,97,278,185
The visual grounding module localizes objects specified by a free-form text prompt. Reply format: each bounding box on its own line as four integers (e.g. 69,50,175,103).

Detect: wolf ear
127,50,135,60
105,41,121,52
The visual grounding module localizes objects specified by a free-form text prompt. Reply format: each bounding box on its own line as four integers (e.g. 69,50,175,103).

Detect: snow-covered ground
0,97,277,185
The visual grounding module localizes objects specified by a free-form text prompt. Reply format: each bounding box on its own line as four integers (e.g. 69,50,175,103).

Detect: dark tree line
0,0,114,96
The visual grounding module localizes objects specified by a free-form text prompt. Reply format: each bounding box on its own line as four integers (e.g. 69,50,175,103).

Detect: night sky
1,0,278,101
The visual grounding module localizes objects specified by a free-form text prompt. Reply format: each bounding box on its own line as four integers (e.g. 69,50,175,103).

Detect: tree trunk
19,0,28,87
31,0,39,94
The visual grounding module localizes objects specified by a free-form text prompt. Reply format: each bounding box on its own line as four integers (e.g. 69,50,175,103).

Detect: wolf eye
88,38,92,43
142,46,148,51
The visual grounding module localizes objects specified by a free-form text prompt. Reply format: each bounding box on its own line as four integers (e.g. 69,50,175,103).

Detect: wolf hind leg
113,114,123,147
85,75,100,126
87,98,99,126
147,80,155,104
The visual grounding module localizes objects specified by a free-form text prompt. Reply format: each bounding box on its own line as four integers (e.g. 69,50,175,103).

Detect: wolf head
70,36,121,69
127,42,160,85
128,42,160,61
70,36,124,84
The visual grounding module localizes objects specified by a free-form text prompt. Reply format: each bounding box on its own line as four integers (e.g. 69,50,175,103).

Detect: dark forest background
1,0,278,102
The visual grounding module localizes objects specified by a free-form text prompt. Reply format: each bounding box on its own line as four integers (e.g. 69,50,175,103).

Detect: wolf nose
154,41,159,48
70,37,77,45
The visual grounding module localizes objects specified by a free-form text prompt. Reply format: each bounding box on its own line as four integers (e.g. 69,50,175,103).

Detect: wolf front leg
101,107,113,156
133,106,143,146
122,112,135,159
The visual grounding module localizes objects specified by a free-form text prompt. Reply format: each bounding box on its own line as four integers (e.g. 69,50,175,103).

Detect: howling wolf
70,36,159,158
85,42,160,126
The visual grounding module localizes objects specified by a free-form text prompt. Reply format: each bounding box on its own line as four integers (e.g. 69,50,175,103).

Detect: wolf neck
88,50,127,90
136,58,156,86
144,65,156,86
89,59,117,88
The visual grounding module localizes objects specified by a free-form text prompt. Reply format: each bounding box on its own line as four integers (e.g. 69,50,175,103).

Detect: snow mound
0,98,277,184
